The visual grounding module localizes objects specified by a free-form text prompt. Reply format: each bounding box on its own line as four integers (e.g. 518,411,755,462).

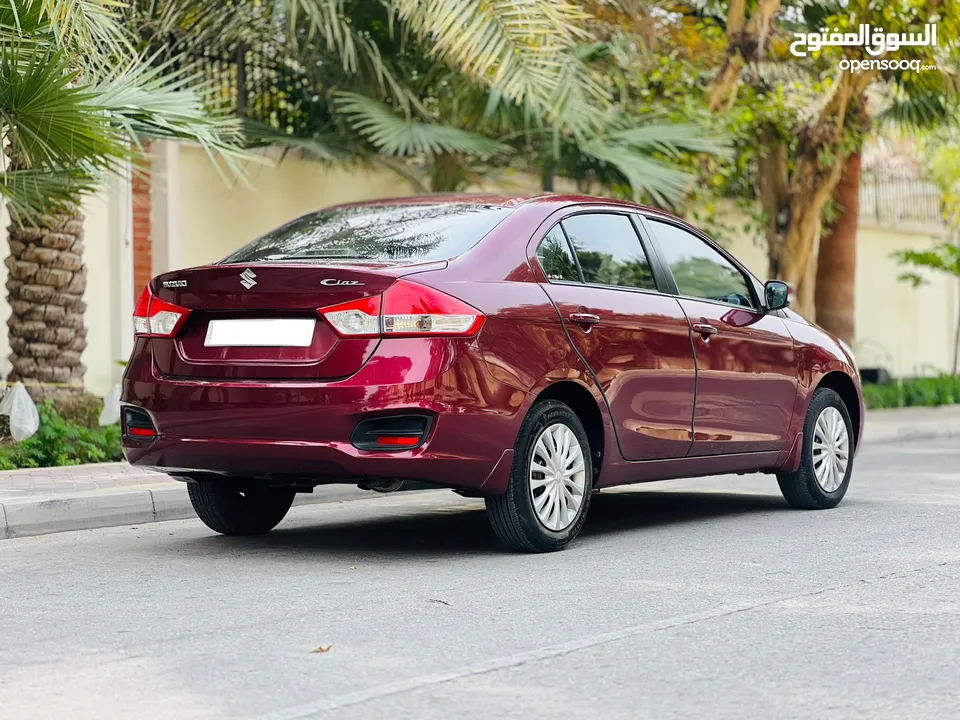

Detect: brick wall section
132,146,152,301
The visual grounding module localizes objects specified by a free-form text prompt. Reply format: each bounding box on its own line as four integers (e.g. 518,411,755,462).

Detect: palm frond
126,0,273,51
279,0,415,110
546,44,611,136
91,54,254,182
578,119,730,206
244,119,355,164
0,42,128,168
393,0,596,115
35,0,131,56
0,166,99,220
580,137,694,206
607,123,733,159
335,92,510,157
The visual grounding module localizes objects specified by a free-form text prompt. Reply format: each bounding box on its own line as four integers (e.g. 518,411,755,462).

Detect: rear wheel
777,388,853,509
486,400,593,552
187,481,295,535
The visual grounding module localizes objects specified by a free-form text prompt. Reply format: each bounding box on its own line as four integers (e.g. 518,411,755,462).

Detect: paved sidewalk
0,463,373,540
1,405,958,540
0,462,165,500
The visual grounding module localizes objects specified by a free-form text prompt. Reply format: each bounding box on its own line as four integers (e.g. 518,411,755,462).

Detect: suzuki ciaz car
121,194,863,552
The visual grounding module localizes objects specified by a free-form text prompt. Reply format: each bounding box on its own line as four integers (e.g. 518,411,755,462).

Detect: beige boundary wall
1,141,957,396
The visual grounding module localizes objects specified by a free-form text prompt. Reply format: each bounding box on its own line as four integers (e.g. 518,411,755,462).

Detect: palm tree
815,74,960,345
1,0,245,391
129,1,728,204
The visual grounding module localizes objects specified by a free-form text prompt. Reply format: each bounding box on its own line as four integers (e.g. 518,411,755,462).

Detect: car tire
777,388,854,510
187,481,296,535
485,400,593,552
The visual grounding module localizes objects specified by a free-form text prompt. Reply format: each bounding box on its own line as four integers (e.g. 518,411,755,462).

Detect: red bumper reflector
375,435,421,447
127,426,157,438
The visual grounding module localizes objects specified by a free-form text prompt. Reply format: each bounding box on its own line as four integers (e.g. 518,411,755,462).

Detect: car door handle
693,322,718,337
569,312,601,325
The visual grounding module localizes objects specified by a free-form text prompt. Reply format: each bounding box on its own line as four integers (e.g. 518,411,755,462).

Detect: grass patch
0,399,122,470
863,375,960,410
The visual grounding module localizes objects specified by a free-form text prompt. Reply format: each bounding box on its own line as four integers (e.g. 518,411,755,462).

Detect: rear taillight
133,285,190,337
319,279,484,338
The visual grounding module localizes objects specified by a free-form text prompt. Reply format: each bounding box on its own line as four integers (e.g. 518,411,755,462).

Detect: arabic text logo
790,23,937,58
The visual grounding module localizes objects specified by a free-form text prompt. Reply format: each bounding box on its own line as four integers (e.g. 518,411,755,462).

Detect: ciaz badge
321,279,364,286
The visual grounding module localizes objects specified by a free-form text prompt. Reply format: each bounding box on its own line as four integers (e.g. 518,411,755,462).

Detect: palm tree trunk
6,209,88,390
814,150,860,344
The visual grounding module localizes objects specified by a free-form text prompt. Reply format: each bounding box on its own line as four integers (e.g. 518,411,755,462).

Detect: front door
645,218,798,456
535,213,697,461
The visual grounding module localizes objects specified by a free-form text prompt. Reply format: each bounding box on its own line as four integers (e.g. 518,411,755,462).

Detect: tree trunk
6,210,88,391
774,70,876,318
429,152,468,192
757,140,789,280
705,0,781,112
814,150,860,344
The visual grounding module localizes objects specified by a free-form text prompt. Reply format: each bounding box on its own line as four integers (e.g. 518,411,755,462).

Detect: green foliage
893,244,960,287
0,400,122,470
863,375,960,410
0,0,247,218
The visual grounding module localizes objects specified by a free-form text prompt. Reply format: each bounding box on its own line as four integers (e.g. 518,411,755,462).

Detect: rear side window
537,226,581,282
221,204,513,264
561,214,657,291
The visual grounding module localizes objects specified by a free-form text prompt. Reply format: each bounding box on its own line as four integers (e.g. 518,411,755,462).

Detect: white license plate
203,319,316,347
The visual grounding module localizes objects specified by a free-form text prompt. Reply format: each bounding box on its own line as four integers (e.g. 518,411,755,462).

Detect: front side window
649,220,755,308
561,214,657,291
536,226,581,282
221,204,513,264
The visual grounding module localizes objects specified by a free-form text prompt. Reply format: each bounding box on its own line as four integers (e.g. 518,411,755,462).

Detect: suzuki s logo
320,279,364,287
239,269,257,289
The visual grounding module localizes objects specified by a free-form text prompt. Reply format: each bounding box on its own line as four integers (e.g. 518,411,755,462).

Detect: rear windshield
220,203,513,264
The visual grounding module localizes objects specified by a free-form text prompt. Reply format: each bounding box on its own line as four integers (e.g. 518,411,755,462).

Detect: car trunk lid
148,262,443,380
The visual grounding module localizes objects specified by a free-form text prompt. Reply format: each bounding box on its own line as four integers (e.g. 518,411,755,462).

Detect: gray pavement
2,437,960,719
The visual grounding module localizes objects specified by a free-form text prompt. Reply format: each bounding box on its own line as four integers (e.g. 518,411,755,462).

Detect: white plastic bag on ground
0,381,40,442
99,384,121,426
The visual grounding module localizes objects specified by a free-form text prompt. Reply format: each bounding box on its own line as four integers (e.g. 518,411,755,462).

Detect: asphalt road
3,439,960,720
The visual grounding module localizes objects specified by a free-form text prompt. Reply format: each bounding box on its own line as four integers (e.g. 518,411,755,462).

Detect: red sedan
121,194,863,552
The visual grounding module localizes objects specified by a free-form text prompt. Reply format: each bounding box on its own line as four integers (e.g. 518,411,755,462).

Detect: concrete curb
0,483,376,540
860,408,960,447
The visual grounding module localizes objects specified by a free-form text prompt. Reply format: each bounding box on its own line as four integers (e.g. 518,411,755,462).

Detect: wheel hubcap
812,406,849,492
529,423,586,531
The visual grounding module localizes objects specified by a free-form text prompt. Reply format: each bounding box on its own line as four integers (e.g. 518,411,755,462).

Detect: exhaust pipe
358,479,404,493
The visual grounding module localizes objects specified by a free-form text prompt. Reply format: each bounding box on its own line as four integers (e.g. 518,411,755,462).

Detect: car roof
323,192,705,240
326,192,667,215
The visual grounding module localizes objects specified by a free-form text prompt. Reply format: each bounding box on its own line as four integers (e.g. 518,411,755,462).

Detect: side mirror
764,280,790,311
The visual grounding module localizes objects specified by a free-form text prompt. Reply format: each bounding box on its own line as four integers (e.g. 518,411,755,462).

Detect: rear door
535,211,696,461
643,217,798,455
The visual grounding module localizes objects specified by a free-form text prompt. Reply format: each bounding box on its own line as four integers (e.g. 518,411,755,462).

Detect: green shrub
0,400,122,470
863,375,960,410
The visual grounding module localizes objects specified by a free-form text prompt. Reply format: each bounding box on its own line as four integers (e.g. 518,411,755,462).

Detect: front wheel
187,481,296,535
777,388,854,509
486,400,593,552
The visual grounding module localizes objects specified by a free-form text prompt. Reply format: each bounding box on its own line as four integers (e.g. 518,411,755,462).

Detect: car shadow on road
179,488,791,558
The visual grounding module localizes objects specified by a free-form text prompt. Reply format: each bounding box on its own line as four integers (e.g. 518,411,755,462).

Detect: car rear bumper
121,336,525,493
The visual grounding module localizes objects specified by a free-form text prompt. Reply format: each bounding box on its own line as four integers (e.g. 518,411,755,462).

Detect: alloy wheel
812,406,849,493
529,422,587,531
